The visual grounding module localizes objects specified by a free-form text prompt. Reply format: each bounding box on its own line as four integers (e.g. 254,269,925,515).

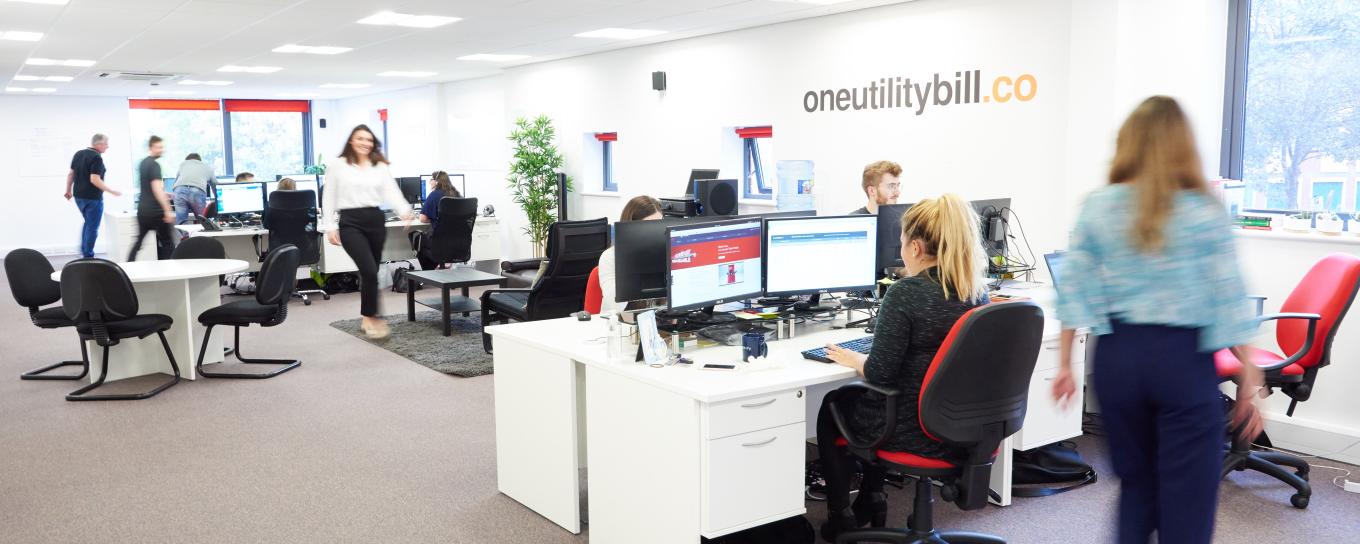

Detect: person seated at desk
412,171,463,270
235,172,255,183
276,177,296,191
597,195,663,313
850,160,902,215
817,193,989,542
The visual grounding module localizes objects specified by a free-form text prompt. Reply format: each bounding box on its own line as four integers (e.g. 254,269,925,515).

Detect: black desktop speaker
696,178,738,216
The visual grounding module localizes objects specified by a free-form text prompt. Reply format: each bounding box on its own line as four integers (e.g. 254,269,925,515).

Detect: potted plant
1316,211,1344,235
507,115,571,257
1282,210,1313,233
304,153,327,176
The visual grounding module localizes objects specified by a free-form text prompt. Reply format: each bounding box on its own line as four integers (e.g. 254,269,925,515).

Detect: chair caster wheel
323,294,331,300
303,299,312,306
1290,494,1309,509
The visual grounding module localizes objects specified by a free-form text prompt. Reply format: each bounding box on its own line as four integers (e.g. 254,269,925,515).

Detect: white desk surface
51,259,248,282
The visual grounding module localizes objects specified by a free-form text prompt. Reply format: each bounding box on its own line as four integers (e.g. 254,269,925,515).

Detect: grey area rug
329,311,492,377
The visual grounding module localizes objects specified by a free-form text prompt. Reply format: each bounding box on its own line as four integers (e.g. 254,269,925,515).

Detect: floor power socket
1345,479,1360,494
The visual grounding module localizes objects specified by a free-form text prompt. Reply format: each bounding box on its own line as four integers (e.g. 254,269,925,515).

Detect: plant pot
1316,216,1344,235
1281,216,1313,233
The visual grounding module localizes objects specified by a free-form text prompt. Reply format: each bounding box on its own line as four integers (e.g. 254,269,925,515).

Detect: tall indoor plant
507,115,571,256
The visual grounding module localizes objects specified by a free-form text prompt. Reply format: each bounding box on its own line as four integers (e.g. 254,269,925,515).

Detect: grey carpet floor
2,257,1358,543
330,311,493,377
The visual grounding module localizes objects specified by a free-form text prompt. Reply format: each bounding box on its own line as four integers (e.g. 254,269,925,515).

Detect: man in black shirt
127,136,176,261
65,134,121,258
849,160,902,215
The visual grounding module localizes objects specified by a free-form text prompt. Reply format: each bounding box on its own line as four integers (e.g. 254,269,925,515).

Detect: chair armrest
501,258,545,273
479,287,531,303
1254,312,1320,370
1247,295,1268,318
827,381,901,451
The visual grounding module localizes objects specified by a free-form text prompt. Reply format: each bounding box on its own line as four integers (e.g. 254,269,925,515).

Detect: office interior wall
0,95,135,255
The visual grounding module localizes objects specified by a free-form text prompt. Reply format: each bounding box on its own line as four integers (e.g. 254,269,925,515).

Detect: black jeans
816,392,887,513
339,208,386,317
128,214,174,261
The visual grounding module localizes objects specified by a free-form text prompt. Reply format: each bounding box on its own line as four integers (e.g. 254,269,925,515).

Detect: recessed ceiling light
26,58,95,67
44,75,72,82
320,83,370,89
30,87,56,93
377,71,437,78
5,87,28,92
273,44,352,55
179,79,233,86
7,0,68,5
218,65,283,73
574,28,667,40
357,11,460,28
457,54,530,62
13,75,39,81
150,90,195,96
0,31,44,41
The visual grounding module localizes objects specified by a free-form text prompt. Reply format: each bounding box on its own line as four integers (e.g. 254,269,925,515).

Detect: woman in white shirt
598,195,663,313
323,125,413,339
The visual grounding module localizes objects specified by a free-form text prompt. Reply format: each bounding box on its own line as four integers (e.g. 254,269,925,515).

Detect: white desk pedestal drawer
1014,336,1086,450
702,422,806,537
704,389,804,440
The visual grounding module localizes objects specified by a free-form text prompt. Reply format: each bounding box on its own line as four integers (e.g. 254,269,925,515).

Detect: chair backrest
430,197,478,264
60,259,139,324
584,266,603,314
265,190,320,266
528,217,610,320
171,237,226,260
256,244,302,306
4,248,59,309
1278,253,1360,369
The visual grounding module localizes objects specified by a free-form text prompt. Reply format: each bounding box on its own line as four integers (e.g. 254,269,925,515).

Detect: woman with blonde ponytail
816,193,988,542
1053,96,1261,544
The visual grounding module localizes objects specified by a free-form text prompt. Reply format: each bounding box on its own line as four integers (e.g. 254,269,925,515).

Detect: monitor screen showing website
215,182,265,214
666,219,763,311
764,215,878,296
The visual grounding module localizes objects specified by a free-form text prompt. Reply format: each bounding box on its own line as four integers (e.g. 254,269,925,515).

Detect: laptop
1044,251,1063,288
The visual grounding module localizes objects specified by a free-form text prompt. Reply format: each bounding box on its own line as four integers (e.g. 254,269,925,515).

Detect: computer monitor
1044,251,1064,287
763,215,878,298
396,177,423,205
266,179,319,207
737,209,817,221
162,177,175,193
214,182,266,215
685,169,720,196
275,174,317,183
665,218,764,313
874,203,914,276
970,198,1012,271
613,216,716,303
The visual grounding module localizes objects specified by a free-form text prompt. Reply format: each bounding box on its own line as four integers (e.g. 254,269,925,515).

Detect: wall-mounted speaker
319,118,327,129
696,179,738,217
652,71,666,91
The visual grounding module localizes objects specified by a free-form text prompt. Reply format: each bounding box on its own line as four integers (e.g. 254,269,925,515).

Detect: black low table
405,268,508,336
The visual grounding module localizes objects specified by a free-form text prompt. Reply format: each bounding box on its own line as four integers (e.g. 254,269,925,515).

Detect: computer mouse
572,311,591,321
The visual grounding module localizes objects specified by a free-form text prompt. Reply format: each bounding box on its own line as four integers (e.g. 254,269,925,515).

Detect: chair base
294,288,329,306
837,529,1005,544
21,360,89,381
196,325,300,379
66,332,180,401
1223,447,1312,509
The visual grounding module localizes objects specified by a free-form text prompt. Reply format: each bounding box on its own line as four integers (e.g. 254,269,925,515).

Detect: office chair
262,189,328,305
171,236,225,260
193,244,303,379
60,259,180,401
830,301,1045,544
1215,253,1360,509
480,217,610,353
425,197,479,267
5,249,88,380
584,266,603,314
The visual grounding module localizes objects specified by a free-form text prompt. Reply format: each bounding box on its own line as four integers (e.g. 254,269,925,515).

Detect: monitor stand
793,294,836,314
683,305,738,325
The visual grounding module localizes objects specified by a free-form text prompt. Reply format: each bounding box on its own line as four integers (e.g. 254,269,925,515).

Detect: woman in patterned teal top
1052,96,1264,544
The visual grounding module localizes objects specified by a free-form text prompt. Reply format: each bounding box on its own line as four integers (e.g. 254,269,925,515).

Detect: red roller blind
128,99,220,111
735,126,772,139
223,99,310,113
594,132,617,142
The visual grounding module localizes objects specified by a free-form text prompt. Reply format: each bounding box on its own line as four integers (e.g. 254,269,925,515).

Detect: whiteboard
18,127,76,178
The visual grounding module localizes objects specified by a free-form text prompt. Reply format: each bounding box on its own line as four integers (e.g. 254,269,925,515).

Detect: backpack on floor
390,261,423,293
1010,441,1097,497
700,515,814,544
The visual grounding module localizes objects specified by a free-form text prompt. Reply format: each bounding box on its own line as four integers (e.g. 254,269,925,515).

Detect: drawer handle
1044,346,1059,351
741,436,778,447
740,398,777,408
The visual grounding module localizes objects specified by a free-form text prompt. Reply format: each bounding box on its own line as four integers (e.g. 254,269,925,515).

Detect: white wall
0,95,135,255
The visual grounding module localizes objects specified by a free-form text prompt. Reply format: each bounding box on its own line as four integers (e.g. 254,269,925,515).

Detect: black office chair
262,189,328,305
5,249,88,380
831,302,1044,544
193,244,302,379
171,236,226,260
480,217,609,353
60,259,180,401
424,197,479,267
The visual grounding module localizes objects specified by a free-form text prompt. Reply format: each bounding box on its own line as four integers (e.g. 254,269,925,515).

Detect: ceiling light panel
30,87,55,92
377,71,436,78
357,11,460,28
5,87,29,92
218,65,282,73
273,44,352,55
8,0,68,5
26,58,95,67
0,31,44,41
457,54,530,62
574,28,667,40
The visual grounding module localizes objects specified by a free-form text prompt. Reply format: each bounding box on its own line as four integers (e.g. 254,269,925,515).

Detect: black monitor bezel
874,203,914,276
664,217,765,312
762,214,879,298
612,216,716,303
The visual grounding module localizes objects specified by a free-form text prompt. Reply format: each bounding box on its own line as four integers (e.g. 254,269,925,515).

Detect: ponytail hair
900,193,987,302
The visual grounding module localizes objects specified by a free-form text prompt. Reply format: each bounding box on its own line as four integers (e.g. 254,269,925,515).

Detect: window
225,100,312,181
1222,0,1360,219
736,126,774,200
596,132,618,192
127,100,226,185
127,99,312,187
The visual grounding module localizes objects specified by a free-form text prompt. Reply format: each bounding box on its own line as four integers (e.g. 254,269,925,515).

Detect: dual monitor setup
393,174,467,209
208,173,468,219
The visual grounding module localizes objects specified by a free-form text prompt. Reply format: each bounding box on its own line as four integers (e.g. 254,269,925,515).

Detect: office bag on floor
699,515,814,544
1010,441,1097,497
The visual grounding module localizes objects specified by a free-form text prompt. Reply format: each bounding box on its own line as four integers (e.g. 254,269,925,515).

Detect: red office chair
830,301,1045,544
1215,253,1360,509
584,266,603,314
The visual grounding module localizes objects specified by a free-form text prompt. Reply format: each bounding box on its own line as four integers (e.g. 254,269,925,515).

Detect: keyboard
801,336,874,363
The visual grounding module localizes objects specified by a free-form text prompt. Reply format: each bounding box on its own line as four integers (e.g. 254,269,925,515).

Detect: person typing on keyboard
813,194,990,542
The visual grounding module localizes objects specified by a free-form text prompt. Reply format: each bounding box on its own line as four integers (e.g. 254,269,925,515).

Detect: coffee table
406,268,508,336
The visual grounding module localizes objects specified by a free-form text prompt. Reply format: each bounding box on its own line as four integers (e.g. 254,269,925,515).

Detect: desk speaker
696,179,738,217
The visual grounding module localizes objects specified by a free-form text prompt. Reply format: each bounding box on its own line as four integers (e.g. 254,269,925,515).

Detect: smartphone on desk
701,363,737,371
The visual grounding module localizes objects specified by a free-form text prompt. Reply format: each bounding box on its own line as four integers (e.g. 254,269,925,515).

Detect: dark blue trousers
1093,320,1224,544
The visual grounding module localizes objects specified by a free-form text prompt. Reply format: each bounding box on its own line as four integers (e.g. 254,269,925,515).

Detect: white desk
52,259,247,382
489,292,1086,543
316,216,502,274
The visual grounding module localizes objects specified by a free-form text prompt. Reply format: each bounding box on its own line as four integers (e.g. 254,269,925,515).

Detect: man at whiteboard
64,134,121,258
